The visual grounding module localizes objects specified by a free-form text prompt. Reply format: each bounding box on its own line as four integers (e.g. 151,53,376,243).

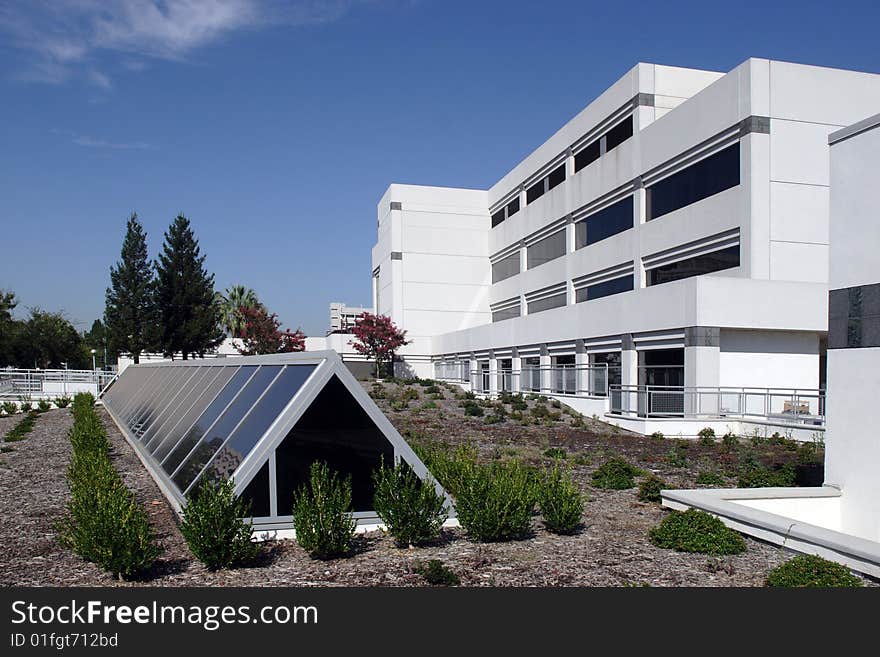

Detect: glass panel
161,366,257,476
576,196,634,248
276,376,394,514
648,142,740,220
172,366,283,491
143,367,211,451
527,292,567,314
604,116,633,152
200,365,315,483
574,139,600,172
547,164,566,191
647,245,740,286
527,230,566,269
126,368,172,428
492,304,520,323
576,275,634,302
240,462,270,518
491,252,520,283
491,208,505,227
117,367,160,419
154,366,239,464
134,368,197,440
506,197,520,218
526,179,544,204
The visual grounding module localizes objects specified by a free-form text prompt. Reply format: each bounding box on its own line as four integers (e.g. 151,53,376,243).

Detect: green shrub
1,401,16,415
665,444,688,468
179,478,261,570
413,443,478,498
550,399,561,409
696,471,727,486
797,438,824,465
401,387,420,402
531,405,551,420
415,559,460,586
53,396,72,409
292,461,356,559
463,401,484,417
543,447,567,460
455,460,536,542
591,458,642,489
720,432,739,451
649,431,665,441
737,464,796,488
649,509,746,555
509,395,527,411
638,475,668,503
420,400,438,410
537,464,584,534
390,400,407,412
19,400,32,413
37,399,52,413
697,427,716,446
4,412,38,442
372,461,447,547
765,554,862,588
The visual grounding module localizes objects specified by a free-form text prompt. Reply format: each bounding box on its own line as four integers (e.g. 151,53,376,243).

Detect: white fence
0,369,116,400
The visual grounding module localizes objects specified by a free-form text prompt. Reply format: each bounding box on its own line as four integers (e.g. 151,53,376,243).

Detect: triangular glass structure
102,351,447,531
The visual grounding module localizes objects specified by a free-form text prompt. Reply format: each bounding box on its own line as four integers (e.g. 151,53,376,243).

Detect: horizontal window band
573,261,635,290
524,218,568,246
642,228,740,270
490,297,521,312
525,282,568,302
571,183,638,222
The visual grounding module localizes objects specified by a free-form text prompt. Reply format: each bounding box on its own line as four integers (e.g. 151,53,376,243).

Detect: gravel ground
0,391,871,587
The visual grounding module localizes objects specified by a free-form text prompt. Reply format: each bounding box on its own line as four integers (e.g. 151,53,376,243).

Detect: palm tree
220,285,261,336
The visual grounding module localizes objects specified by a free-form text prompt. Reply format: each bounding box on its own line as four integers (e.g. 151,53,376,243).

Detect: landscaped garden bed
0,380,867,587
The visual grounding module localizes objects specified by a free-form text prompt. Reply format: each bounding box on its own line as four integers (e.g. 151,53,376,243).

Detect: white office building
370,58,880,436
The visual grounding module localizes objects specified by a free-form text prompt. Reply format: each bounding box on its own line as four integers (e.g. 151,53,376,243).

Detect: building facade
371,59,880,434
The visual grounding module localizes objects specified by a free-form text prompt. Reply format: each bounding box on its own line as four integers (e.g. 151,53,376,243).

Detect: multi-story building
328,302,372,335
370,58,880,435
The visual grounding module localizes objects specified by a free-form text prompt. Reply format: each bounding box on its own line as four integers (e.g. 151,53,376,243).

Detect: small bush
696,471,727,486
54,396,72,409
720,432,739,451
4,412,38,442
538,464,585,534
697,427,716,446
463,401,484,417
413,443,478,498
765,554,862,588
19,401,32,413
509,395,527,411
415,559,460,586
179,478,261,570
649,431,665,441
455,460,536,542
543,447,567,460
530,405,551,420
292,461,356,559
420,400,438,410
400,388,420,402
390,400,407,412
649,509,746,555
550,399,561,409
372,461,447,547
1,401,16,415
737,464,796,488
665,444,688,468
638,475,668,503
37,399,52,413
797,438,824,465
591,458,642,490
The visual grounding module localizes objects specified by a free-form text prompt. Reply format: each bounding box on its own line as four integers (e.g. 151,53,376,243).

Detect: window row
490,116,635,228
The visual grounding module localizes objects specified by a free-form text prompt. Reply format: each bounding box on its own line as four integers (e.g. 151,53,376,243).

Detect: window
647,143,740,220
527,230,566,269
491,197,521,228
492,252,521,283
527,163,567,205
574,140,600,172
547,164,566,191
526,179,545,204
492,305,520,323
527,292,567,314
604,116,633,152
575,275,633,302
646,245,740,286
575,196,633,248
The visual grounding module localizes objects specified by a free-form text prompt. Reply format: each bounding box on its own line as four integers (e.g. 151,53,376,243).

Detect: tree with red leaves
235,305,305,355
349,312,409,378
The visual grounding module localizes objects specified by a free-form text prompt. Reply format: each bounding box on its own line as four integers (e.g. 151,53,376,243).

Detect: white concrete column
489,355,499,396
620,334,638,413
633,187,647,289
575,343,589,395
684,327,721,415
511,348,522,393
539,348,552,394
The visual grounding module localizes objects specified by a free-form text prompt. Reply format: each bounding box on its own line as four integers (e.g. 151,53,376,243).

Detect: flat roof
829,112,880,145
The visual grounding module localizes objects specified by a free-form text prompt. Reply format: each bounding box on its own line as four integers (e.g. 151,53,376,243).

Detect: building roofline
829,112,880,145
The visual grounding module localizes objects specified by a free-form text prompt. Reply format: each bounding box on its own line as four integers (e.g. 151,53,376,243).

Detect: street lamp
90,349,97,371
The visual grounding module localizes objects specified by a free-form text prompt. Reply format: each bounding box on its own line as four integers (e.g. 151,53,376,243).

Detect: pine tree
154,214,223,359
104,213,156,364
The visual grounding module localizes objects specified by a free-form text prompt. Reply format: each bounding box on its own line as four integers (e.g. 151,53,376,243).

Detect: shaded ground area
0,384,861,587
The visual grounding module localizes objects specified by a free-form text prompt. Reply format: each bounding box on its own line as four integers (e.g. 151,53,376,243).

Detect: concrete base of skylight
661,486,880,578
252,517,461,542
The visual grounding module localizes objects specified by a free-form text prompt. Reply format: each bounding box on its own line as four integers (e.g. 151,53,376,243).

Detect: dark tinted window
240,462,270,518
647,245,740,286
526,179,545,204
491,209,505,227
492,252,520,283
574,140,600,172
604,117,633,152
547,164,566,191
647,143,740,220
276,376,394,514
492,305,520,323
527,230,566,269
202,365,315,482
575,196,633,248
527,292,566,314
506,196,520,217
575,275,634,302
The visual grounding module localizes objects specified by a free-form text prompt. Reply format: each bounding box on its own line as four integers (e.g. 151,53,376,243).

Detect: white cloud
1,1,365,86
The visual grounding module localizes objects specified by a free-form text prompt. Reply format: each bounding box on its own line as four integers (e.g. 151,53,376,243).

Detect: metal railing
463,365,615,397
0,368,116,400
609,384,825,426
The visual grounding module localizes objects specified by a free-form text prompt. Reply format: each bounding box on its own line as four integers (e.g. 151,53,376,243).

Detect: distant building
328,302,371,334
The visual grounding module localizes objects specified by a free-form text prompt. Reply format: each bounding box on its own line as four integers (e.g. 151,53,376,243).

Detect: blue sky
1,0,878,336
